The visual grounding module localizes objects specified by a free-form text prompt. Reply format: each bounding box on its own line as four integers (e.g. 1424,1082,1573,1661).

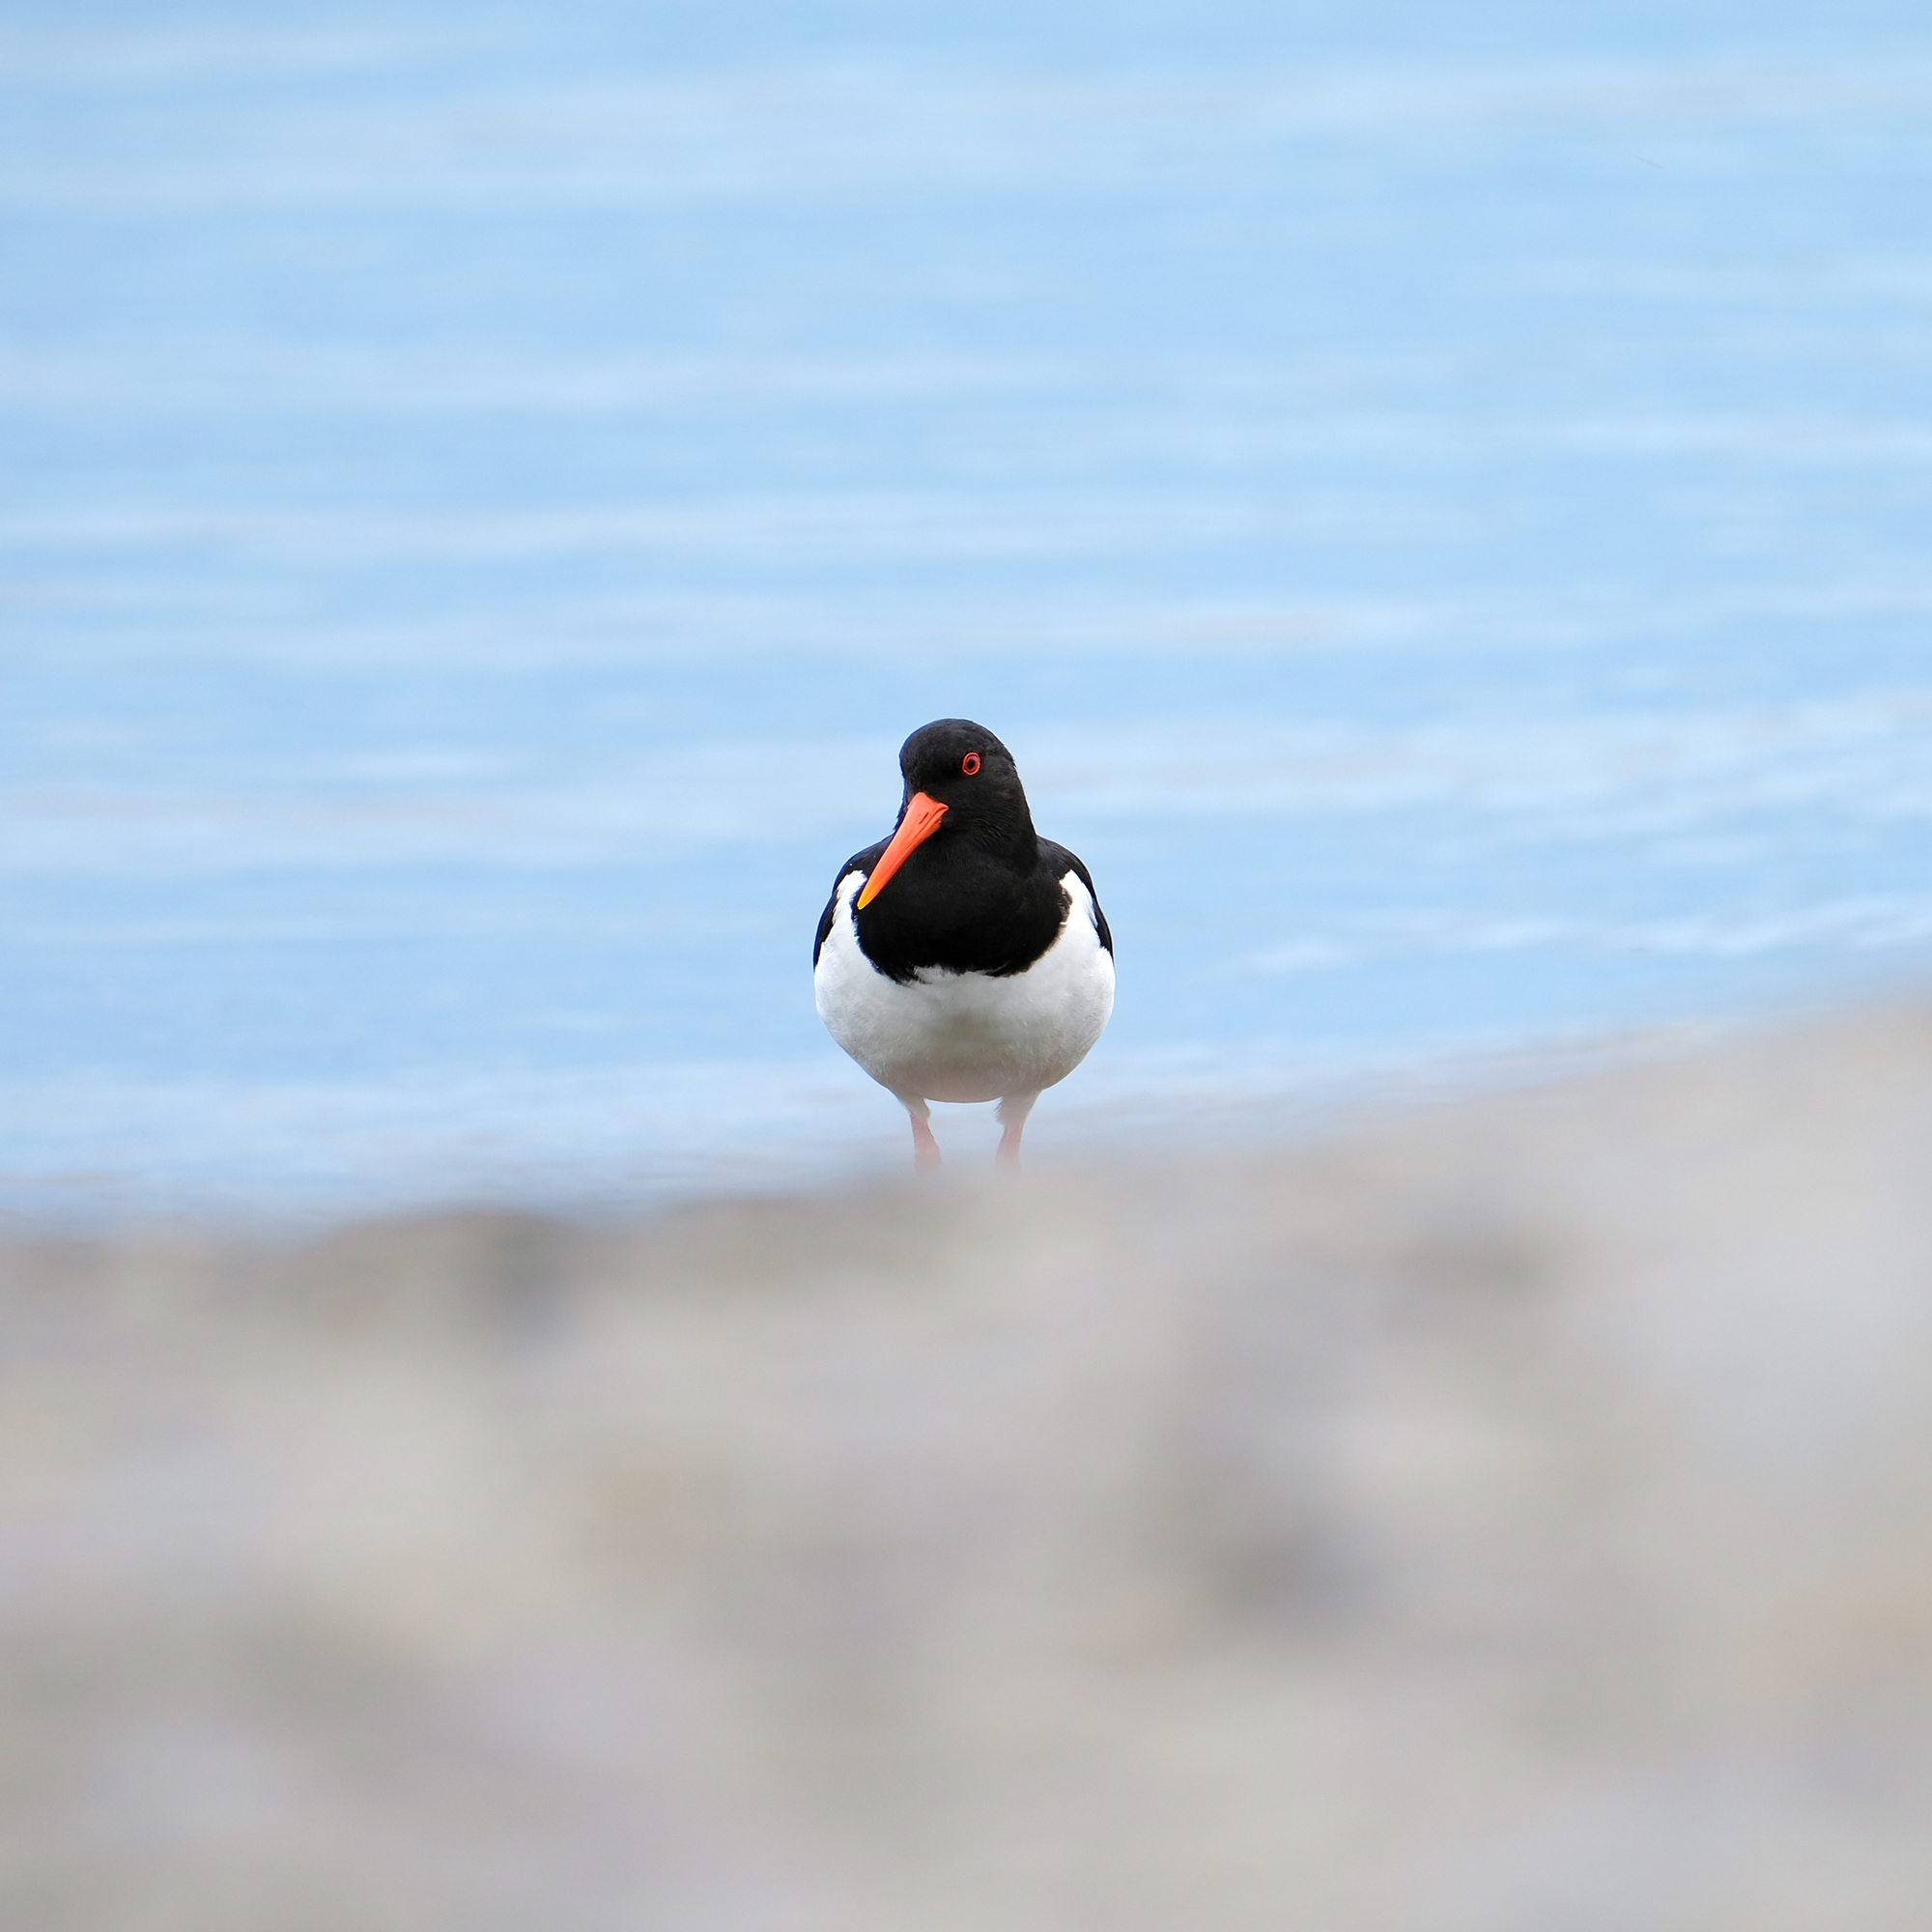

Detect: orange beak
856,790,948,909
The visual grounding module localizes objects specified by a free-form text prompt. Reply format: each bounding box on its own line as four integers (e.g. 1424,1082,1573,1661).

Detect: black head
851,718,1039,918
896,718,1034,851
845,718,1056,961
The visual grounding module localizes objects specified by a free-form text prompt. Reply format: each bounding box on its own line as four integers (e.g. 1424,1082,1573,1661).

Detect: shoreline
0,997,1806,1238
5,994,1930,1925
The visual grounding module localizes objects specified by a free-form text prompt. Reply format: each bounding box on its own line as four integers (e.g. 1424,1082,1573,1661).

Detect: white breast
814,869,1115,1104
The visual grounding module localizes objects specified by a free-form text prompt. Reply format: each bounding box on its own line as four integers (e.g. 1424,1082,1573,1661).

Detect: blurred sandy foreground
5,1006,1932,1931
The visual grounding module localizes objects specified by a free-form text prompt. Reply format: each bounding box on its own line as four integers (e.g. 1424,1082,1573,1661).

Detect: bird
813,718,1114,1169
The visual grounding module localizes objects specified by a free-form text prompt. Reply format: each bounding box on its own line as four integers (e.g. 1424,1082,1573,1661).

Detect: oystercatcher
813,719,1114,1169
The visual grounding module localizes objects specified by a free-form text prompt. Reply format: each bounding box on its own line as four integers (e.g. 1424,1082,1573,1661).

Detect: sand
4,1001,1931,1929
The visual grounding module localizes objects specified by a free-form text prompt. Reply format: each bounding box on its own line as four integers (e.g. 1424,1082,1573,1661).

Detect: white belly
814,869,1116,1103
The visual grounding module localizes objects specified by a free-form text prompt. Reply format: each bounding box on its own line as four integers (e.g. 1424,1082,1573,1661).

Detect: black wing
811,839,889,967
1039,839,1113,955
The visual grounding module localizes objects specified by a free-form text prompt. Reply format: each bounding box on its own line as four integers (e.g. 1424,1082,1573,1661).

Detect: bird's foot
910,1111,942,1170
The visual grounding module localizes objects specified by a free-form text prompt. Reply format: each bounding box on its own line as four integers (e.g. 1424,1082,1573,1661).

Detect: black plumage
813,720,1113,983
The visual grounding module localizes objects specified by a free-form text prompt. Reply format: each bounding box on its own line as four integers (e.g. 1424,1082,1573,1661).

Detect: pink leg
905,1099,941,1170
995,1091,1038,1169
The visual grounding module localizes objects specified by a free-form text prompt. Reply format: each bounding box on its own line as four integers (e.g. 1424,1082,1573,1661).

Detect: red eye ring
961,752,981,776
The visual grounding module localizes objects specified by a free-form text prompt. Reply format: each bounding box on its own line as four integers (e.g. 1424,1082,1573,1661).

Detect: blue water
5,4,1931,1216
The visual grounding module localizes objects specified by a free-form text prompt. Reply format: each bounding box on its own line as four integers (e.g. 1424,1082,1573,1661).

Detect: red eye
961,753,981,776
